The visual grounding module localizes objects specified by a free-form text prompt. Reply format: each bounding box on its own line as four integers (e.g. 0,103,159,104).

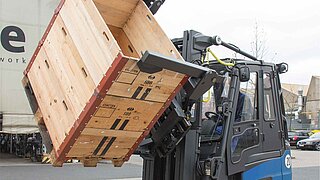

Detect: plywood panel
86,95,163,131
116,28,140,58
124,1,182,60
67,135,136,159
43,15,95,117
108,59,185,102
59,0,121,85
82,128,142,138
94,0,139,27
28,49,75,149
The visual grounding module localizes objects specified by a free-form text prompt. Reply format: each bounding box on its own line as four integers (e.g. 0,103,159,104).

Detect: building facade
282,76,320,130
305,76,320,129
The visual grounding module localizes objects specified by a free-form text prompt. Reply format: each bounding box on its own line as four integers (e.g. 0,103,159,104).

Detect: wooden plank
71,135,103,149
107,25,139,58
67,135,103,157
34,109,43,124
86,95,163,131
28,48,74,149
123,1,183,60
43,15,95,118
100,136,136,158
50,54,129,166
116,72,137,84
108,25,122,39
82,128,142,138
116,29,140,58
108,59,185,102
82,157,99,167
93,0,139,27
81,0,121,57
67,135,136,158
59,0,121,86
22,76,39,114
119,57,140,75
112,159,125,167
27,52,60,149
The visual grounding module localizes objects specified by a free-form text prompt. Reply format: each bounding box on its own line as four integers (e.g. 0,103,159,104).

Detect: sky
154,0,320,85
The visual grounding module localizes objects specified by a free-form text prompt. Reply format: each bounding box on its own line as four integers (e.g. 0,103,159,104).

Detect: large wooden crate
23,0,187,167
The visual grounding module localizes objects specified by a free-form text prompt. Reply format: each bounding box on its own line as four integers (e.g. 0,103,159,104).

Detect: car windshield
310,132,320,139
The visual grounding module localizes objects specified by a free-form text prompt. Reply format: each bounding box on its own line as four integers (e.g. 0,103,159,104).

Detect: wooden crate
23,0,188,167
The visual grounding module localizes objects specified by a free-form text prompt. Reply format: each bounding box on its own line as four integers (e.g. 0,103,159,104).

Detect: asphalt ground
291,149,320,180
0,153,143,180
0,149,319,180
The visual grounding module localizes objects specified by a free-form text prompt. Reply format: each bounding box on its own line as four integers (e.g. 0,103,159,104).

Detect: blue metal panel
242,150,292,180
281,150,293,180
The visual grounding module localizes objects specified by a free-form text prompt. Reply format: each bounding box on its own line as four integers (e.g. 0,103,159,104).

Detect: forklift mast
137,29,291,180
143,0,166,14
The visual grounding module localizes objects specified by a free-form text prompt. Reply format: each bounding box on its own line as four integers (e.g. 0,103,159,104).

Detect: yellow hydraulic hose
207,48,235,67
201,48,234,102
202,89,211,103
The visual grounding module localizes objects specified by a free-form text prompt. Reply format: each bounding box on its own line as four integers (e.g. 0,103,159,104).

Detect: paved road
0,150,319,179
291,149,320,180
0,163,142,180
0,153,143,180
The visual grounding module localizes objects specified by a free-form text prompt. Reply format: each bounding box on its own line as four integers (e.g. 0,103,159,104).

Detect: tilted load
23,0,187,167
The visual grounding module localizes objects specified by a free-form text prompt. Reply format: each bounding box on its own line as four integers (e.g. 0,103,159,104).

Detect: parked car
297,132,320,151
288,131,309,147
309,129,320,136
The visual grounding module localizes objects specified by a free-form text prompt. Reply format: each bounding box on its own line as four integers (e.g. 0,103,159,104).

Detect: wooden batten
94,0,140,28
24,0,188,167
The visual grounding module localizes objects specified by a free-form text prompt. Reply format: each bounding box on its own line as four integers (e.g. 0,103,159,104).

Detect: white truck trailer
0,0,59,134
0,0,59,157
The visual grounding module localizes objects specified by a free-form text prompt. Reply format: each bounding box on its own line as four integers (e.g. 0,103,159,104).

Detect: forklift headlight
204,160,211,176
276,63,288,74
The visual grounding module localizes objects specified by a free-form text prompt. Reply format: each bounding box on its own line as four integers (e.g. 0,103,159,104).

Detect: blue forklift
137,1,292,179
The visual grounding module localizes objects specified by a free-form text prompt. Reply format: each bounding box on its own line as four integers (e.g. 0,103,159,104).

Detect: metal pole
0,113,3,131
10,134,13,154
289,110,293,131
317,110,320,129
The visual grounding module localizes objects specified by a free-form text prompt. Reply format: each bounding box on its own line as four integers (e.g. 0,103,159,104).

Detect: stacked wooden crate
23,0,187,167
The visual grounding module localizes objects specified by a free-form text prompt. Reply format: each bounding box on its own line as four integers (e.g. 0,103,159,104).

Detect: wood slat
59,0,121,86
28,48,75,148
86,95,163,131
93,0,139,27
108,59,185,102
82,128,142,138
115,28,140,58
43,15,95,117
123,1,182,60
67,135,136,158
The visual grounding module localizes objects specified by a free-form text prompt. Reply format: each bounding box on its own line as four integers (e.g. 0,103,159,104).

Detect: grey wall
306,77,320,129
